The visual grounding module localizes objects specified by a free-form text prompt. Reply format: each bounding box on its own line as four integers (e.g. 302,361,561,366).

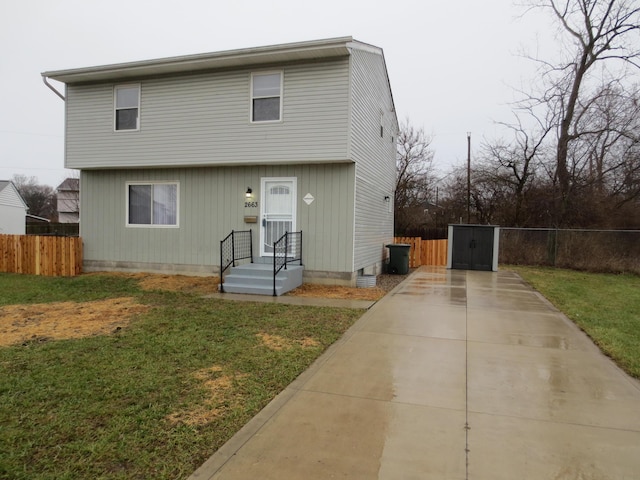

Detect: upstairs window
251,72,282,122
127,182,178,227
115,85,140,131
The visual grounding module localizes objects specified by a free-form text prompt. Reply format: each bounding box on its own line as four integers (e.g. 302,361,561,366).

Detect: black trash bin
386,244,410,274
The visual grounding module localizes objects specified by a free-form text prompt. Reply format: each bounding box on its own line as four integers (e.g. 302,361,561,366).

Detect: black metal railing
273,231,302,296
219,230,253,292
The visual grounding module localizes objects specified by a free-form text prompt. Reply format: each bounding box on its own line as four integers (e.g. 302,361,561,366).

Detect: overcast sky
1,0,553,188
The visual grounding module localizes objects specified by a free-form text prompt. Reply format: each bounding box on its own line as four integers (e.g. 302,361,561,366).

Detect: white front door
260,177,297,256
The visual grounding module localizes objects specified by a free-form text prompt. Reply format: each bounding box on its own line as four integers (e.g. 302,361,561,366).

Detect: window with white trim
127,182,178,227
251,72,282,122
115,84,140,131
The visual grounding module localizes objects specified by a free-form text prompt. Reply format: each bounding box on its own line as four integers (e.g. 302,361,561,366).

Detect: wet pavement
190,266,640,479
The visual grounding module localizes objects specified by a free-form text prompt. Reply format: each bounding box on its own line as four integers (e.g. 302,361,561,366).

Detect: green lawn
3,268,638,478
511,266,640,379
0,273,362,479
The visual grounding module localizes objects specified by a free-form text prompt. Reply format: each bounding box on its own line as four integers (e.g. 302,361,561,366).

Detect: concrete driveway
190,266,640,479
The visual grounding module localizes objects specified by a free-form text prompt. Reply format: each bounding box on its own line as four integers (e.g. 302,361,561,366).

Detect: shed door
451,226,494,271
451,227,474,269
471,227,495,271
260,178,297,256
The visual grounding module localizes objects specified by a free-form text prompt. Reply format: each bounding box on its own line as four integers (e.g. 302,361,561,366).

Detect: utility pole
467,132,471,223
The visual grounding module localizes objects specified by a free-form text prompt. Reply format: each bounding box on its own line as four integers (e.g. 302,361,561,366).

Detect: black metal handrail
273,231,302,296
220,229,253,292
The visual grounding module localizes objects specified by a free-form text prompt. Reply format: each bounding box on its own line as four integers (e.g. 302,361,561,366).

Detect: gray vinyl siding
0,205,26,235
349,48,398,270
80,163,354,273
0,183,27,235
66,59,351,170
0,183,27,209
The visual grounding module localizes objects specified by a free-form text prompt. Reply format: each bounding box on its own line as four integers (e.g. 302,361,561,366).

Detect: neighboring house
0,181,28,235
56,178,80,223
418,201,445,227
42,37,398,286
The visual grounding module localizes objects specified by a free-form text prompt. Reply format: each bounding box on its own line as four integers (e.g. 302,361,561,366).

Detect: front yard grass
511,266,640,379
0,273,362,479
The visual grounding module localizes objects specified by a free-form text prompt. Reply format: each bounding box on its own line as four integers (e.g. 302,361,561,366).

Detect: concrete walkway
190,266,640,479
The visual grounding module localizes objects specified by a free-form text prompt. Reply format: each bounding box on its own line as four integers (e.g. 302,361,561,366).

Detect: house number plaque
244,198,258,224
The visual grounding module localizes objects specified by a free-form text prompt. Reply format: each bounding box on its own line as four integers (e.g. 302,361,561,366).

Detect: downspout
42,76,65,101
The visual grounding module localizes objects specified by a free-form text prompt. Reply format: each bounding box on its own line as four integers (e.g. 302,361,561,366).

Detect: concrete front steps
221,263,304,296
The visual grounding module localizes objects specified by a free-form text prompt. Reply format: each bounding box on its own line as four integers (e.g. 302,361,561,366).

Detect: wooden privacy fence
393,237,448,267
0,235,83,276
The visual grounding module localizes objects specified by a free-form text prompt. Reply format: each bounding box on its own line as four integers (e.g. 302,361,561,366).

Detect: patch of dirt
287,284,387,301
137,274,220,295
299,337,320,348
166,365,247,427
286,271,413,301
0,271,412,348
89,272,221,295
0,298,149,347
256,332,320,351
94,270,412,300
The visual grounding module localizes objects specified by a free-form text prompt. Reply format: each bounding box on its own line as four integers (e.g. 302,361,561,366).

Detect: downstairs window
127,182,178,227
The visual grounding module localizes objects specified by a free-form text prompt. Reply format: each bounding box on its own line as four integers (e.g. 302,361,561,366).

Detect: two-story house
42,37,398,290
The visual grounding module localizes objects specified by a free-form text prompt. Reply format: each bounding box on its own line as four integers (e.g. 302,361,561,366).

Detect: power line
0,166,69,172
0,130,63,138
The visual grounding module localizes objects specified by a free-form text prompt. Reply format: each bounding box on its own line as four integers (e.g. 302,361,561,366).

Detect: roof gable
57,178,79,191
0,181,28,210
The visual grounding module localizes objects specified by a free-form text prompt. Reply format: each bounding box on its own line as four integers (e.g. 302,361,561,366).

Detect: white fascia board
346,40,383,56
42,37,355,84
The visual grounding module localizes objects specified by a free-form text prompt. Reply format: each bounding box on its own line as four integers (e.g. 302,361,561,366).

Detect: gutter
41,37,355,84
42,76,65,101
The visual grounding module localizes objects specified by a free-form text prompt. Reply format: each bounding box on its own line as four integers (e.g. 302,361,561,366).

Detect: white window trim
114,84,141,132
126,181,179,228
250,71,283,124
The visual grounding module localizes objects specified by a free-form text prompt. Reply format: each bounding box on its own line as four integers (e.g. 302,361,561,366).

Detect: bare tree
12,174,57,220
480,113,553,225
523,0,640,222
435,167,469,225
394,120,436,234
580,83,640,191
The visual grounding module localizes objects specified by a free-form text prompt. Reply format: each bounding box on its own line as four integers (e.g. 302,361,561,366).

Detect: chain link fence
499,228,640,274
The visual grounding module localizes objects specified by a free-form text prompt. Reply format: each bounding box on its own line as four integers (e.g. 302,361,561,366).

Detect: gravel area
376,268,416,292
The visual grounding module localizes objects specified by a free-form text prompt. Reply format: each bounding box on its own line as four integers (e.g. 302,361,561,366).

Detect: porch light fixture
384,195,390,202
245,187,252,198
